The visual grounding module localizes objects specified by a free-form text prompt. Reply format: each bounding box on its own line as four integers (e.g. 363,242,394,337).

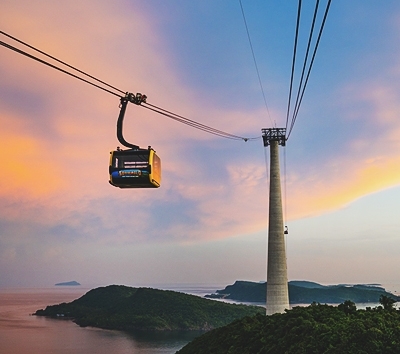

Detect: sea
0,283,398,354
0,284,223,354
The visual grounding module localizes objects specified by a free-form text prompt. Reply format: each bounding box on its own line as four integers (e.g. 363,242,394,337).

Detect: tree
338,300,357,315
379,295,396,310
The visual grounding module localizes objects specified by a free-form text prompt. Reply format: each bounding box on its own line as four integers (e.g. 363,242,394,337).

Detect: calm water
1,283,398,354
0,286,221,354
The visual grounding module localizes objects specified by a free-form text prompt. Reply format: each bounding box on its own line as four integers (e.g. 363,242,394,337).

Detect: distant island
205,280,400,304
55,281,81,286
34,285,264,331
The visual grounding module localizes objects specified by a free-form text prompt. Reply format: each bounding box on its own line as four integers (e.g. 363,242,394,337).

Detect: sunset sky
1,0,400,290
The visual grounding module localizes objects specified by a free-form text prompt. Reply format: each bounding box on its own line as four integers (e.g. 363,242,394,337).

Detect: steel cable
0,31,257,142
286,0,332,140
285,0,302,134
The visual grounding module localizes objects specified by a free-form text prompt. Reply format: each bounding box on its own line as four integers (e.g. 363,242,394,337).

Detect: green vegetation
205,280,400,304
34,285,264,331
178,298,400,354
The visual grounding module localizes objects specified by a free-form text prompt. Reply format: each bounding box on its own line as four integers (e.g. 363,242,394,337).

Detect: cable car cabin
109,147,161,188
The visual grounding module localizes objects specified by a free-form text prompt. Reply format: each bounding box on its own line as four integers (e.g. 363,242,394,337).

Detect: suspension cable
286,0,332,140
0,30,125,95
279,146,289,254
263,146,270,199
285,0,302,134
0,40,122,97
143,102,260,141
239,0,274,127
283,145,288,226
290,0,320,135
0,31,258,142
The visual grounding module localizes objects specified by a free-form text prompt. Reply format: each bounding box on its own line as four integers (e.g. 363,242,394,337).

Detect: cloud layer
1,0,400,286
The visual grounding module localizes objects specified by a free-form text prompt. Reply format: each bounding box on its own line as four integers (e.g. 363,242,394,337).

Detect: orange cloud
287,156,400,219
1,0,400,247
0,124,65,198
286,77,400,221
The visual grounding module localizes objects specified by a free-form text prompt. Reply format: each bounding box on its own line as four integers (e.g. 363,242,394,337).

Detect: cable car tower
258,0,331,315
262,127,289,315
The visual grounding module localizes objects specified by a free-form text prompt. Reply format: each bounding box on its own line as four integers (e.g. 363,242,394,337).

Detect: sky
1,0,400,289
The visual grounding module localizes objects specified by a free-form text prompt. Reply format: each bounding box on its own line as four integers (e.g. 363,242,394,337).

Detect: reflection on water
0,288,204,354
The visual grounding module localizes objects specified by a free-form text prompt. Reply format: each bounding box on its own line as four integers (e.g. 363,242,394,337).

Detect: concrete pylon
262,128,289,315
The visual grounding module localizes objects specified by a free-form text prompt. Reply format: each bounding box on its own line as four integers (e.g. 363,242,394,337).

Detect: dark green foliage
34,285,264,331
206,280,400,304
338,300,357,315
289,280,325,289
177,303,400,354
380,295,397,310
208,281,264,302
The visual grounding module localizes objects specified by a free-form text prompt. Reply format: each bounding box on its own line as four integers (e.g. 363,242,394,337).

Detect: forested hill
34,285,264,331
177,301,400,353
205,280,400,304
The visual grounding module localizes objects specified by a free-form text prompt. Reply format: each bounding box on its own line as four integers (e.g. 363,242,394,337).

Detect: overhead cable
285,0,302,134
286,0,332,140
0,30,256,142
0,40,121,97
287,0,331,139
0,30,125,96
239,0,274,127
143,102,260,141
289,0,320,135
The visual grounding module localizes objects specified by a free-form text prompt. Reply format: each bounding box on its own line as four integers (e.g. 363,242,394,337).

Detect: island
55,281,81,286
34,285,264,331
205,280,400,304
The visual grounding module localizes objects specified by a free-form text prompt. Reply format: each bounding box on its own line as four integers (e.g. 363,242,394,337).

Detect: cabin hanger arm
116,92,147,150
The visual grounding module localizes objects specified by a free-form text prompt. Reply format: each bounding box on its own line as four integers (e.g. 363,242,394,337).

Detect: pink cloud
286,77,400,221
1,0,400,248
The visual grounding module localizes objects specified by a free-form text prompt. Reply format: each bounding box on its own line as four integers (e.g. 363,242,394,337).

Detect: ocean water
0,285,220,354
1,283,398,354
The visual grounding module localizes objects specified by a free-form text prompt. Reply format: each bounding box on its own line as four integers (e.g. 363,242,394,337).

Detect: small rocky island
205,280,400,304
34,285,263,331
55,281,81,286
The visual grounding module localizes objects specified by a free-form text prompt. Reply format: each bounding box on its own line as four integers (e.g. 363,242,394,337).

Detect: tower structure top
262,128,286,147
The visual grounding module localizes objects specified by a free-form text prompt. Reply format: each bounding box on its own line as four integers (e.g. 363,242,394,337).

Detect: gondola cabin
109,147,161,188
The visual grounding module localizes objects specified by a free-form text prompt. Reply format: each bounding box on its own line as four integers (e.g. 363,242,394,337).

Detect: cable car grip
116,92,147,150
